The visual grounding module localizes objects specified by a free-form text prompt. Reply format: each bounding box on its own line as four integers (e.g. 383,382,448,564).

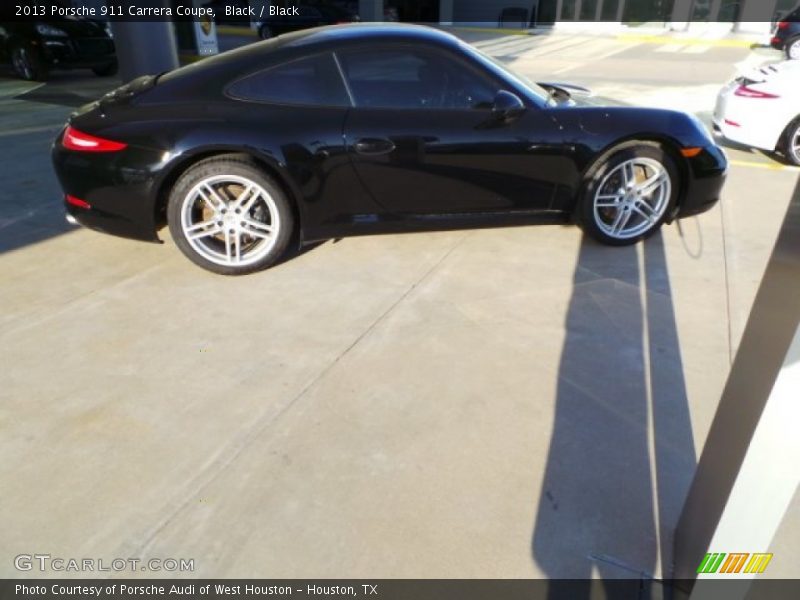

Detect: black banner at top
1,0,797,24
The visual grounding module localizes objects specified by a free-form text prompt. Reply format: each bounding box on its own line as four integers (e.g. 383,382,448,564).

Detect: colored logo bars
697,552,773,574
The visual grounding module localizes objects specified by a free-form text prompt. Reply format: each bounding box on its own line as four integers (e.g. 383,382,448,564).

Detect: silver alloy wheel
791,127,800,163
12,47,32,79
593,157,671,240
180,175,280,267
790,40,800,60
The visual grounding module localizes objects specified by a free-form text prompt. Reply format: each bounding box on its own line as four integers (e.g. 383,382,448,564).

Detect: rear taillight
66,195,91,209
777,21,790,30
734,85,780,99
62,126,127,152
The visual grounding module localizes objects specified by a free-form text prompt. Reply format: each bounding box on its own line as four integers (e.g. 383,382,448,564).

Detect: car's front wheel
786,37,800,60
578,144,678,246
11,44,48,81
92,62,118,77
167,156,294,275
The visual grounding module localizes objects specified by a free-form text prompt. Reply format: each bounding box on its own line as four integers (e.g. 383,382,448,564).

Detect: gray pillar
439,0,454,25
671,0,694,22
111,1,179,82
249,1,271,29
359,0,384,22
734,0,778,34
673,179,800,588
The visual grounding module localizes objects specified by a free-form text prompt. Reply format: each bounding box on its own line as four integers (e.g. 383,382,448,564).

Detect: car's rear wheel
578,144,677,246
11,44,48,81
167,157,294,275
780,118,800,166
786,37,800,60
92,62,118,77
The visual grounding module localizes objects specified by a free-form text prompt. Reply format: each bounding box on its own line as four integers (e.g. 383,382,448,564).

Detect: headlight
35,24,68,37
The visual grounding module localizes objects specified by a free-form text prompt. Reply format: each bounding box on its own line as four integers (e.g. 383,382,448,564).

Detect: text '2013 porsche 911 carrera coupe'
52,24,728,275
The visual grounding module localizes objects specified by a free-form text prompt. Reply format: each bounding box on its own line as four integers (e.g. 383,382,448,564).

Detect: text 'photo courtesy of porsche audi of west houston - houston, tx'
52,24,728,275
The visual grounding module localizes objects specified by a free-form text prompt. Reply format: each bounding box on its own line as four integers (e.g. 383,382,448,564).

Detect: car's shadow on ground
532,232,697,595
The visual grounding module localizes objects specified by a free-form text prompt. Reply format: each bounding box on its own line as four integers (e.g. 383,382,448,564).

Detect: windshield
458,41,553,106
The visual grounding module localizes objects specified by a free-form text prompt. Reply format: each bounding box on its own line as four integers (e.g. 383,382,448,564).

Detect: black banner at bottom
3,579,800,600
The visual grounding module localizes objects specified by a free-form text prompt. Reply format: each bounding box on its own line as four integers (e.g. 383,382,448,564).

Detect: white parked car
713,60,800,165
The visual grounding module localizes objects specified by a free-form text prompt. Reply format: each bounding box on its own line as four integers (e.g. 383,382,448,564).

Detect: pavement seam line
720,193,735,365
129,233,470,558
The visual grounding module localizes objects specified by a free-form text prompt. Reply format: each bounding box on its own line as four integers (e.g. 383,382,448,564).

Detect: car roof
152,24,464,100
159,24,459,78
285,23,459,45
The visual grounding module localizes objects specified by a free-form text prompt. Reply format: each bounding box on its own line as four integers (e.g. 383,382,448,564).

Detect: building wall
452,0,539,25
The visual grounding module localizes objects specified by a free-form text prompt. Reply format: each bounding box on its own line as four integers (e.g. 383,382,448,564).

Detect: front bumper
677,145,728,219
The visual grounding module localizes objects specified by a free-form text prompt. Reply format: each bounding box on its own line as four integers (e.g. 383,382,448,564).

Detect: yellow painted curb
216,25,258,37
449,26,533,36
730,159,799,172
179,54,207,64
616,34,754,48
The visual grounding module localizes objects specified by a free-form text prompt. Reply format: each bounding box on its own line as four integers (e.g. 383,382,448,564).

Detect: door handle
354,138,396,156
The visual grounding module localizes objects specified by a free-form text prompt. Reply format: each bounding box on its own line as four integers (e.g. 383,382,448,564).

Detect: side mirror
492,90,526,121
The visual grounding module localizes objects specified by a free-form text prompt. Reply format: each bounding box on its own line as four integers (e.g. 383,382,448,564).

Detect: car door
224,52,377,234
338,44,567,215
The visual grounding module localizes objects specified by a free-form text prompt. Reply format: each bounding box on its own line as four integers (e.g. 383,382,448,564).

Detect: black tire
259,24,273,40
779,118,800,166
785,36,800,60
167,156,294,275
92,62,118,77
11,43,48,81
577,143,679,246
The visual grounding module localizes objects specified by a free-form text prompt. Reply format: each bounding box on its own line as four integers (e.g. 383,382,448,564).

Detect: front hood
547,104,714,149
537,81,630,108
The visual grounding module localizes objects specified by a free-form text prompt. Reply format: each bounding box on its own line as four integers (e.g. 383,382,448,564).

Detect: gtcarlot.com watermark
14,553,194,573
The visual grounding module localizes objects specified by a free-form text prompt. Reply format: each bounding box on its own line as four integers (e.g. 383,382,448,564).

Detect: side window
337,47,499,110
227,54,350,107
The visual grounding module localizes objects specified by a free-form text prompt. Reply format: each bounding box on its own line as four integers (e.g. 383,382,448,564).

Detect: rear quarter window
226,53,351,107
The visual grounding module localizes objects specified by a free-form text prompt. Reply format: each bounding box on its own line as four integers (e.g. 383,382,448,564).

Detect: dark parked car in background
256,2,360,39
0,2,116,81
772,6,800,59
52,24,727,275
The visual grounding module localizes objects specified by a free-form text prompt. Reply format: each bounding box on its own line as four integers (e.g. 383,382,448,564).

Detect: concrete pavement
1,31,797,581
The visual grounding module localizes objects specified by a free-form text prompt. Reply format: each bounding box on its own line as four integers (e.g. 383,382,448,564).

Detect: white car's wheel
167,156,294,275
780,119,800,166
786,37,800,60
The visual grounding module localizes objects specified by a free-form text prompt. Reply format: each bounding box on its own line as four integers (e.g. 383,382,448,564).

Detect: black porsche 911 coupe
52,24,727,275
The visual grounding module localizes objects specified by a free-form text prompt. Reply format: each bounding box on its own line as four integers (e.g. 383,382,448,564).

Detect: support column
111,1,178,82
670,0,694,30
439,0,454,25
734,0,778,34
673,180,800,592
359,0,384,22
249,1,271,30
